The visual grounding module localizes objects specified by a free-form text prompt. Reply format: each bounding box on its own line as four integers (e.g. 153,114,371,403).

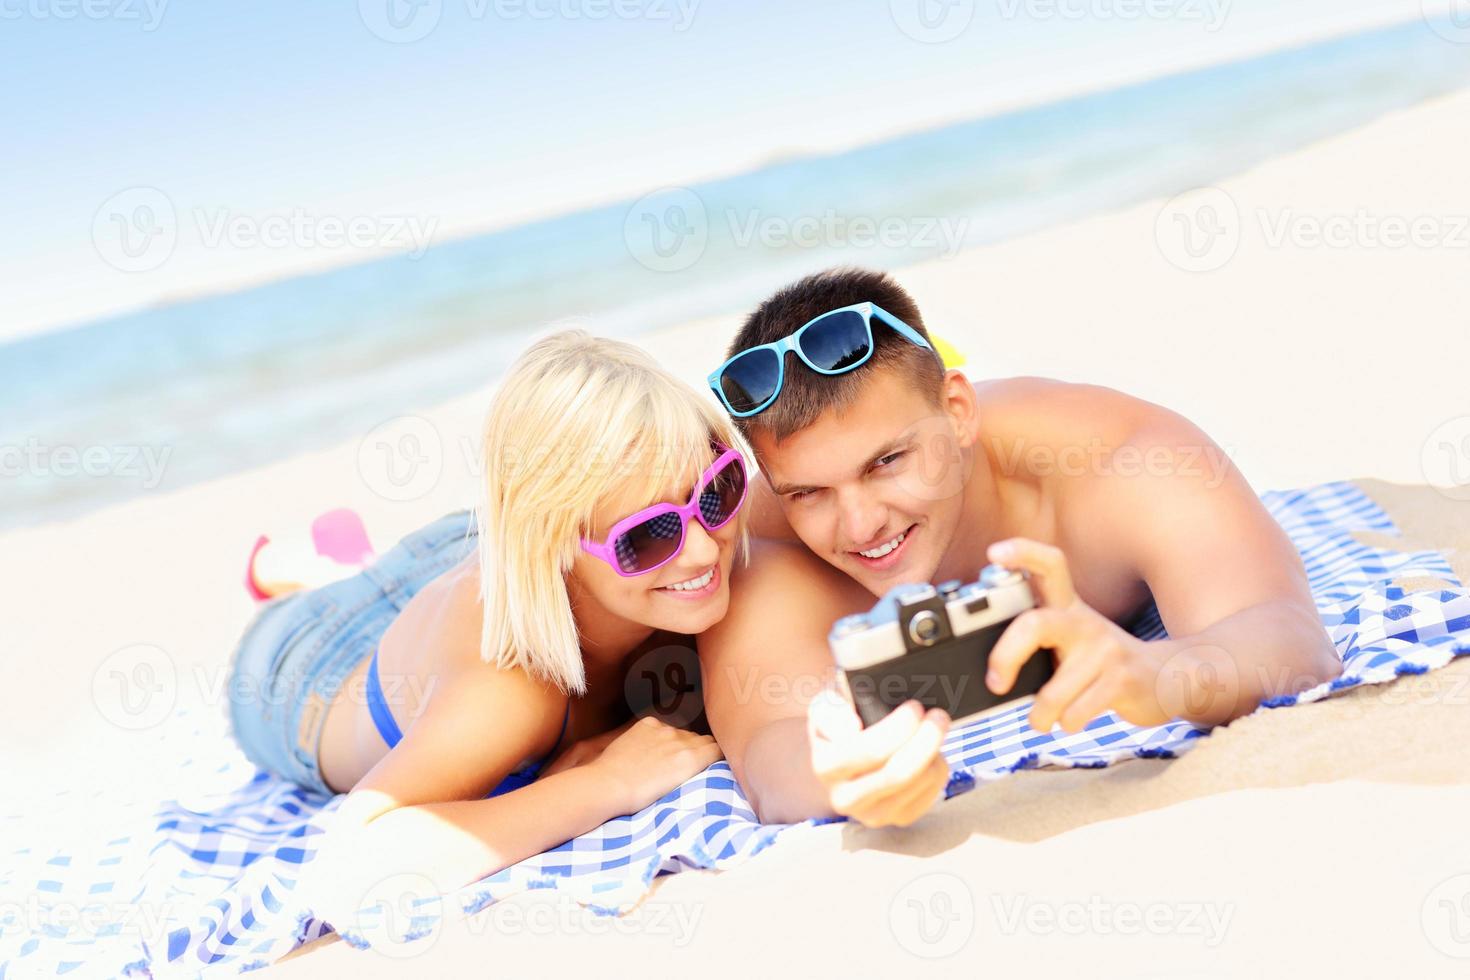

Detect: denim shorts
225,509,478,795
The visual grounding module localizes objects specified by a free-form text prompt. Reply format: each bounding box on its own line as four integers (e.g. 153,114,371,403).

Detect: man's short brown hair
725,267,946,442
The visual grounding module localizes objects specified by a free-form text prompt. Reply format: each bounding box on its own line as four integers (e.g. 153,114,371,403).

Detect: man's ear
940,369,980,448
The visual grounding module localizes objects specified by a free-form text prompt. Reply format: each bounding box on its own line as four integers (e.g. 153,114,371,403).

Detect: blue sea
4,16,1469,532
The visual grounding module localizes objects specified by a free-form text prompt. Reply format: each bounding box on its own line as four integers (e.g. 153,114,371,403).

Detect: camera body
827,565,1055,728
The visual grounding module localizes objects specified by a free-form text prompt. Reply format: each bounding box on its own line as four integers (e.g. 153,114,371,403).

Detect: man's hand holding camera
805,536,1190,830
984,537,1172,733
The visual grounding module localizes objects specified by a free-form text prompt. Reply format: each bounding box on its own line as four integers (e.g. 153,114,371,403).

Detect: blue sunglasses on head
707,301,936,418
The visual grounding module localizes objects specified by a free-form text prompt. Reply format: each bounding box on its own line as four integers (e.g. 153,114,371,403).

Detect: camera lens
907,610,942,647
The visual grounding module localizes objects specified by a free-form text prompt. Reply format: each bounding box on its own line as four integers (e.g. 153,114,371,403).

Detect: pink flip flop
310,508,377,567
244,508,378,601
243,534,273,602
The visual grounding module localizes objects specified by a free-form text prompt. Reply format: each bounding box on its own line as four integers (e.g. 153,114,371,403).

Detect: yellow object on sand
930,331,966,369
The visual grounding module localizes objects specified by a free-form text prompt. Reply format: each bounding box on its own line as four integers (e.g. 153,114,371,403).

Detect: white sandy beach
5,87,1470,978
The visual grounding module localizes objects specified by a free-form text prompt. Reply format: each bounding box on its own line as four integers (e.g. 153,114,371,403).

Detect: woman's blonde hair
475,329,750,696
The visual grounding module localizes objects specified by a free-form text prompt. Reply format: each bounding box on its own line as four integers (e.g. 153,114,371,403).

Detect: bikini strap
365,647,405,749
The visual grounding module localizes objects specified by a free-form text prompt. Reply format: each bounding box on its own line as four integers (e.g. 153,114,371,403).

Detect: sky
0,0,1447,341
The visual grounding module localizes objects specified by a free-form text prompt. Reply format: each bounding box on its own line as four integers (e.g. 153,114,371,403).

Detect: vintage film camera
828,565,1056,727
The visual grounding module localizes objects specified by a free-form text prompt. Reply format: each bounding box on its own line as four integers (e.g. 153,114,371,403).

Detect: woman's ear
940,369,980,448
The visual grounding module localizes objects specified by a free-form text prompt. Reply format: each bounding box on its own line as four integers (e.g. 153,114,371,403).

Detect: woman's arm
305,762,629,926
302,664,719,927
303,660,572,922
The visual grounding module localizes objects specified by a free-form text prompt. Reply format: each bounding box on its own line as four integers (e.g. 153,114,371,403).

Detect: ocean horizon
4,15,1469,532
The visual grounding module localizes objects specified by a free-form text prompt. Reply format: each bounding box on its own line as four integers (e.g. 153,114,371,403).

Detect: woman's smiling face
571,447,745,636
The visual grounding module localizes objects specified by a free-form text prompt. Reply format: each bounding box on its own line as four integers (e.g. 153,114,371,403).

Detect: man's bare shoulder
730,538,871,603
971,376,1209,459
711,539,873,640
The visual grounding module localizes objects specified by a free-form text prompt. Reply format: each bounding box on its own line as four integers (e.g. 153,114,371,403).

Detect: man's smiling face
751,366,973,596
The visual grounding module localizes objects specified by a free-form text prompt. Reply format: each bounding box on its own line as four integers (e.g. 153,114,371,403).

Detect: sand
5,88,1469,978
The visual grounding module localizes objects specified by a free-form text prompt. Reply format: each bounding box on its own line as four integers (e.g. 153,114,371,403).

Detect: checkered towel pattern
3,481,1467,978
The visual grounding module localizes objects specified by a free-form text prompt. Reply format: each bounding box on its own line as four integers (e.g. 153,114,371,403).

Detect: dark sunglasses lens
719,347,781,414
799,310,870,371
613,510,685,574
698,457,747,529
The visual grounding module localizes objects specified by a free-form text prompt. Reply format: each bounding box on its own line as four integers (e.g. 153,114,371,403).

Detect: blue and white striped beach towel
3,480,1467,978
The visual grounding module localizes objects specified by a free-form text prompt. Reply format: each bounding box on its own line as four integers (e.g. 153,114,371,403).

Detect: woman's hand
538,717,636,779
591,715,724,815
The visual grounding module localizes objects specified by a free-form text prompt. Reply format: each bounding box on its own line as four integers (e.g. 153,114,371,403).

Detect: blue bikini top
365,647,570,798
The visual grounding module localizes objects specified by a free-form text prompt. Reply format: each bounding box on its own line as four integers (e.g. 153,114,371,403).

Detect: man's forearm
1150,599,1340,726
741,716,837,824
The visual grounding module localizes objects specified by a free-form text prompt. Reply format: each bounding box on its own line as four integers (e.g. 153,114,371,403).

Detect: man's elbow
1282,601,1342,685
737,721,837,825
1308,635,1343,685
1242,600,1339,709
746,783,837,826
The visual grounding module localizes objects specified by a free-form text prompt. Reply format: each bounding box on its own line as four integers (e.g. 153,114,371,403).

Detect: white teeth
858,529,907,559
663,568,714,592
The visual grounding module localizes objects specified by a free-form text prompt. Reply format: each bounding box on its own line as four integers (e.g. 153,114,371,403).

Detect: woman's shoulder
432,552,487,645
440,558,566,699
385,555,550,694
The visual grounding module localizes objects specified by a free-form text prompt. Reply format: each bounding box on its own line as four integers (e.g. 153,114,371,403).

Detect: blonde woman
224,331,749,922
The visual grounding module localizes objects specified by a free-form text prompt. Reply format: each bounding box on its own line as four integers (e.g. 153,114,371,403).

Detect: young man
698,267,1341,829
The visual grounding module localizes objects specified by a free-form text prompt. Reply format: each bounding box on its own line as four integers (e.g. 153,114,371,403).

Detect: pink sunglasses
580,448,748,577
